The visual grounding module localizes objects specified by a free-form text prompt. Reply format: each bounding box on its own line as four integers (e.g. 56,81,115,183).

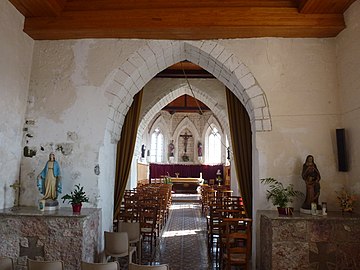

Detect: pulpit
0,206,101,270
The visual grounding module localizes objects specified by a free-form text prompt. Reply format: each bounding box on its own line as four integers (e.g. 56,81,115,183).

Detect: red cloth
149,163,223,180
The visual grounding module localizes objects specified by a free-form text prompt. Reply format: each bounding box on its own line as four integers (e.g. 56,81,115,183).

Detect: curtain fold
113,90,143,220
226,88,253,217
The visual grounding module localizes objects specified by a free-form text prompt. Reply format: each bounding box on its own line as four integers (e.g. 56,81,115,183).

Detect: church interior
1,0,360,269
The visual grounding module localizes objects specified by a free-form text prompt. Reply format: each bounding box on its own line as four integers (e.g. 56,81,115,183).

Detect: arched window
206,125,221,164
150,128,164,163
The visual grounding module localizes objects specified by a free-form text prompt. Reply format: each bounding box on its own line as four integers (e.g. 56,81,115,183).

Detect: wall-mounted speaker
336,128,348,172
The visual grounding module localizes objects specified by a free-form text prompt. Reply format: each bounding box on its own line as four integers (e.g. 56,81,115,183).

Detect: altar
0,206,101,270
259,210,360,269
171,177,200,193
149,163,223,182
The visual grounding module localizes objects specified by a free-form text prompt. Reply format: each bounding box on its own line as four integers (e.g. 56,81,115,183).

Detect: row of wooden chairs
118,184,173,260
200,185,242,214
200,185,251,269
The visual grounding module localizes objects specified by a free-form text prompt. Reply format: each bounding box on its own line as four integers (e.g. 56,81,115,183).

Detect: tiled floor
142,194,213,270
122,193,251,269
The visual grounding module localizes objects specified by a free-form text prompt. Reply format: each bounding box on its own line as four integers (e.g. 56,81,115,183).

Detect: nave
136,193,248,270
153,194,209,269
119,193,214,270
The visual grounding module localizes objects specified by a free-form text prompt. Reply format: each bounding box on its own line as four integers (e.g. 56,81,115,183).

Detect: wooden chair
0,256,14,270
81,261,120,270
139,202,159,259
128,263,169,270
221,218,252,270
104,231,136,266
206,203,223,258
27,258,64,270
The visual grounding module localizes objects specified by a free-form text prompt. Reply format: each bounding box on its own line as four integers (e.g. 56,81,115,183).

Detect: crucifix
180,132,192,153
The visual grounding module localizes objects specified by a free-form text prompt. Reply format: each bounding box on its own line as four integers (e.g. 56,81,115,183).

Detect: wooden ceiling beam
23,7,345,40
64,0,298,11
9,0,66,17
297,0,356,14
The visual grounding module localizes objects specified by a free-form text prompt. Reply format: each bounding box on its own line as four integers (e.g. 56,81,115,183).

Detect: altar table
0,206,101,270
259,210,360,269
171,177,200,193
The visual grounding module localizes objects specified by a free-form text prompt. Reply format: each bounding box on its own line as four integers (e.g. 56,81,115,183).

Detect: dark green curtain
226,88,253,217
113,90,143,220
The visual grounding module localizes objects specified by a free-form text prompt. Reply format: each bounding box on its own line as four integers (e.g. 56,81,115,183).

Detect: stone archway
135,83,229,158
104,40,271,264
104,40,271,142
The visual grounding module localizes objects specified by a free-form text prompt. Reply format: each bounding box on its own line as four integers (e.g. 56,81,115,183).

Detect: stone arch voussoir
104,40,271,142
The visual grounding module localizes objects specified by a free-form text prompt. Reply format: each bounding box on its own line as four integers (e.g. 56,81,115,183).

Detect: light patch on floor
162,229,200,237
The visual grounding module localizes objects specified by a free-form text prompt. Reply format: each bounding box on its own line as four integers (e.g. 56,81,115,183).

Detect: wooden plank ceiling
162,94,210,114
9,0,356,40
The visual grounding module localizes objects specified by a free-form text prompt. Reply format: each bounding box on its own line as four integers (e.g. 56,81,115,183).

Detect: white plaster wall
20,39,146,235
0,1,33,209
97,130,116,251
217,38,342,210
22,37,343,210
336,0,360,196
17,36,353,267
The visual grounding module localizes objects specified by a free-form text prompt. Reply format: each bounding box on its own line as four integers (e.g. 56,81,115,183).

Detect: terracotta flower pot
72,203,82,213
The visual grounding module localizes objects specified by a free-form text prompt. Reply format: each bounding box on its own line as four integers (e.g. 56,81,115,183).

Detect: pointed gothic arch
104,40,271,143
202,115,227,164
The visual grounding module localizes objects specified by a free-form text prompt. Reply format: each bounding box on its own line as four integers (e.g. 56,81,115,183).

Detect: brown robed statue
301,155,321,210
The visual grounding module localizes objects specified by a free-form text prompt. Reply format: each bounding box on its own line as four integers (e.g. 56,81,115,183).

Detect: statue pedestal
44,199,60,211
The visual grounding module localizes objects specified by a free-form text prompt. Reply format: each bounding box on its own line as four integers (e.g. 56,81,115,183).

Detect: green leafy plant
61,184,89,205
261,177,304,208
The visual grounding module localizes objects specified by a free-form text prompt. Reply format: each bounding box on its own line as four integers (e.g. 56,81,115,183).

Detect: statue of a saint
169,140,175,157
301,155,321,210
37,152,62,201
198,142,203,157
141,144,146,158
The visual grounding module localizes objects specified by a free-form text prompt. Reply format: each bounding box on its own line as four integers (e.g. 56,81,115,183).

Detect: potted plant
61,184,89,213
261,177,304,215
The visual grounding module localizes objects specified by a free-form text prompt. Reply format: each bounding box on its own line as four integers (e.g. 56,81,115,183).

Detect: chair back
128,263,169,270
104,231,129,256
27,258,64,270
222,218,252,269
0,256,14,270
81,261,120,270
118,222,141,242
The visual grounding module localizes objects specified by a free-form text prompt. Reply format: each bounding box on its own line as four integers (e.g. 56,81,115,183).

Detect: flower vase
72,203,82,213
